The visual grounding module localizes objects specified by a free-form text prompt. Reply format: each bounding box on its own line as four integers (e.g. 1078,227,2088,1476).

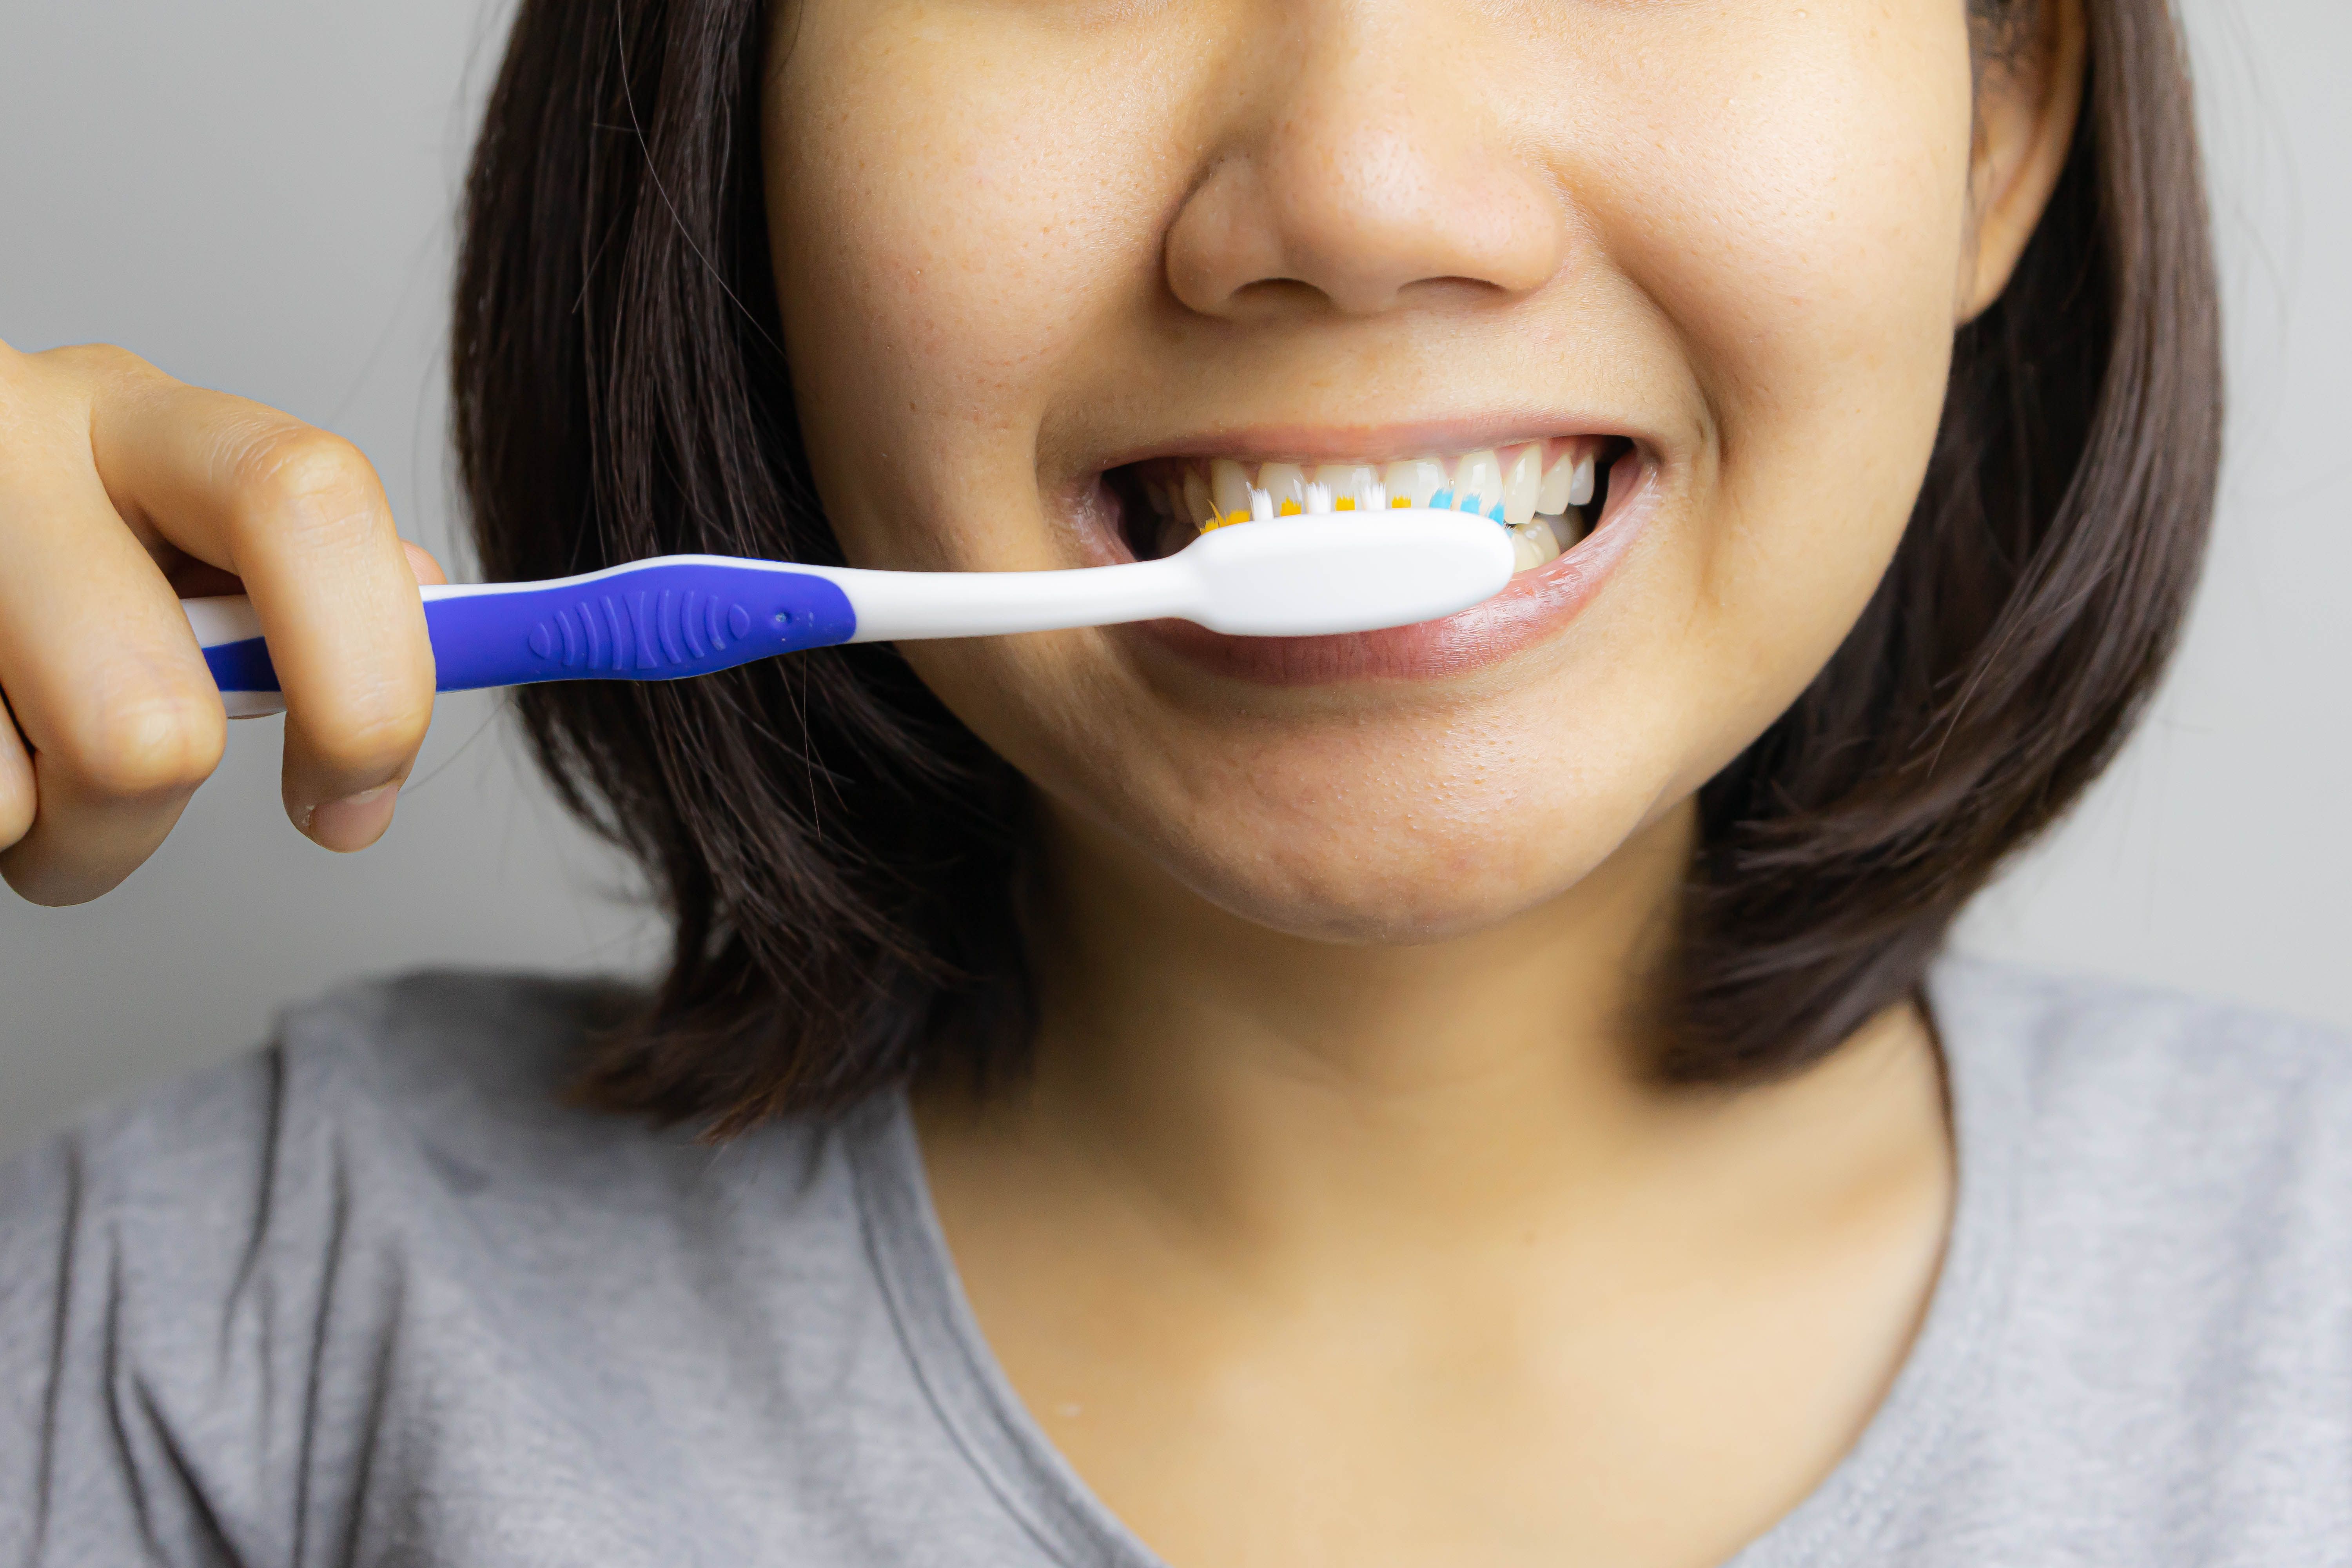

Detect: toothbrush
185,511,1514,717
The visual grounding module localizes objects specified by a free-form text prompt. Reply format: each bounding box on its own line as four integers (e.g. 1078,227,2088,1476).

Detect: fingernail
303,783,400,851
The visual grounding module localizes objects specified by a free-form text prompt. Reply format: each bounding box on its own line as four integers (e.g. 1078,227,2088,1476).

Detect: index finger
84,359,437,846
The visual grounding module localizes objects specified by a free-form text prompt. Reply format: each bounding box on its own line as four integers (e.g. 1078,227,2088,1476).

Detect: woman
4,0,2334,1562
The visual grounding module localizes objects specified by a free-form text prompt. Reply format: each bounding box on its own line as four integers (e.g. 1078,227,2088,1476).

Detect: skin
763,0,2082,1562
0,358,441,902
0,0,2082,1561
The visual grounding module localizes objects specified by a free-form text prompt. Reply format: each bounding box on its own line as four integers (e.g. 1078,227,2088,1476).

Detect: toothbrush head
1173,511,1514,637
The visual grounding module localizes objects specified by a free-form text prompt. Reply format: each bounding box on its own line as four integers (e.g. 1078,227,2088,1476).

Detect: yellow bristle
1224,510,1248,528
1334,496,1356,511
1278,499,1303,516
1390,495,1410,508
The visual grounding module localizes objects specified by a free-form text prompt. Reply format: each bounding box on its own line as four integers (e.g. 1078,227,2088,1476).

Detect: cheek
764,2,1181,551
1592,5,1976,631
1590,6,1974,408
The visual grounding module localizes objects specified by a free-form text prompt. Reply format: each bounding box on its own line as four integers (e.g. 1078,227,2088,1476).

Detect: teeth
1259,462,1307,517
1507,523,1546,572
1183,470,1213,529
1455,450,1503,515
1211,459,1252,521
1569,452,1596,508
1383,458,1446,508
1510,520,1561,571
1168,440,1609,571
1536,449,1575,515
1308,465,1364,515
1502,445,1543,528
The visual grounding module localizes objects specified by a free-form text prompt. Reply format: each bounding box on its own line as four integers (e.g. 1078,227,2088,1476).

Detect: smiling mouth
1107,435,1637,575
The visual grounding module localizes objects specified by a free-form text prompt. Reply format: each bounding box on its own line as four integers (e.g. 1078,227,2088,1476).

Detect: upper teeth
1148,439,1604,574
1189,441,1597,531
1129,439,1609,581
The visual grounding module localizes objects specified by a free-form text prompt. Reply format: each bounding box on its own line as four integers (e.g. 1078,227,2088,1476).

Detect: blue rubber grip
202,559,858,695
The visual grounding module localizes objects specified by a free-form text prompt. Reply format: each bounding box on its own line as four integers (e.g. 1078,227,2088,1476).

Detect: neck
919,797,1946,1278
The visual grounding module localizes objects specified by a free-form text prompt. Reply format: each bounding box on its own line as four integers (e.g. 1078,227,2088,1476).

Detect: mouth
1106,435,1634,576
1093,432,1652,684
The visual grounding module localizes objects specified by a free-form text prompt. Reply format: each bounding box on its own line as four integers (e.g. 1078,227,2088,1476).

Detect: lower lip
1125,454,1657,685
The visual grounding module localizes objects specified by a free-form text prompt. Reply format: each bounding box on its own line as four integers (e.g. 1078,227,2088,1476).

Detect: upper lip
1086,415,1649,474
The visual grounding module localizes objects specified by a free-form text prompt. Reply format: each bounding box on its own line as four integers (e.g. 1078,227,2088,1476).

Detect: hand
0,338,442,906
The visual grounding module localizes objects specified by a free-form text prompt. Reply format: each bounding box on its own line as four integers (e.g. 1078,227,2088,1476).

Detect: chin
1102,787,1650,948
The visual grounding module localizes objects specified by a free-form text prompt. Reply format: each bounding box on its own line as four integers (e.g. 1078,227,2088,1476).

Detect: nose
1165,7,1568,321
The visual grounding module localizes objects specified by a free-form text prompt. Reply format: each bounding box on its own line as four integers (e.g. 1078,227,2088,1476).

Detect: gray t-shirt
2,959,2348,1565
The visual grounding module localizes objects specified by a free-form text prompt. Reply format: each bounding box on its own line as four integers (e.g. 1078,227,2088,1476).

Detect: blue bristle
1429,488,1454,510
1487,501,1507,523
1457,493,1481,513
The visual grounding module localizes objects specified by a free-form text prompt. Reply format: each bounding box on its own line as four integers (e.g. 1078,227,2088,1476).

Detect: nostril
1233,278,1323,306
1223,271,1506,321
1163,95,1568,321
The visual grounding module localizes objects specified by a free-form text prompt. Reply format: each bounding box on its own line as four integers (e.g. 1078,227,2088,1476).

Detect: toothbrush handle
188,558,858,718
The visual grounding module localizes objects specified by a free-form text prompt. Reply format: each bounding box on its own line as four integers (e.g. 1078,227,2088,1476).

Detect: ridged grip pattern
201,560,858,696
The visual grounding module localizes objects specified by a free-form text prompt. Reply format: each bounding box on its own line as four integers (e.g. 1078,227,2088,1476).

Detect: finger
85,369,436,851
402,540,448,588
0,348,229,904
0,696,35,858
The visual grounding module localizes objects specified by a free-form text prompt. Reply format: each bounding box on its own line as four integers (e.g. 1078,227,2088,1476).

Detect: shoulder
13,970,651,1214
1931,955,2352,1160
0,975,905,1563
1931,958,2352,1417
270,966,651,1168
1854,962,2352,1552
0,968,865,1309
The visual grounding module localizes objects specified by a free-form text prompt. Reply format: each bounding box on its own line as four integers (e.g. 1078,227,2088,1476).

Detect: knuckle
32,341,156,394
0,344,168,456
0,781,31,855
0,345,70,430
43,341,144,374
301,687,432,780
228,425,385,547
57,691,227,802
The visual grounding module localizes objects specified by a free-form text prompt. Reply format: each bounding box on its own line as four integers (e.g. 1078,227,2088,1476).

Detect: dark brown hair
453,0,2220,1131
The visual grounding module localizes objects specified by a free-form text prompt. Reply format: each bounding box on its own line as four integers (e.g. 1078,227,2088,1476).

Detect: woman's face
764,0,2005,942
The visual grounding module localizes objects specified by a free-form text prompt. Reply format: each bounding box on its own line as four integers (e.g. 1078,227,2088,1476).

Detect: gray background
1,3,2343,1158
